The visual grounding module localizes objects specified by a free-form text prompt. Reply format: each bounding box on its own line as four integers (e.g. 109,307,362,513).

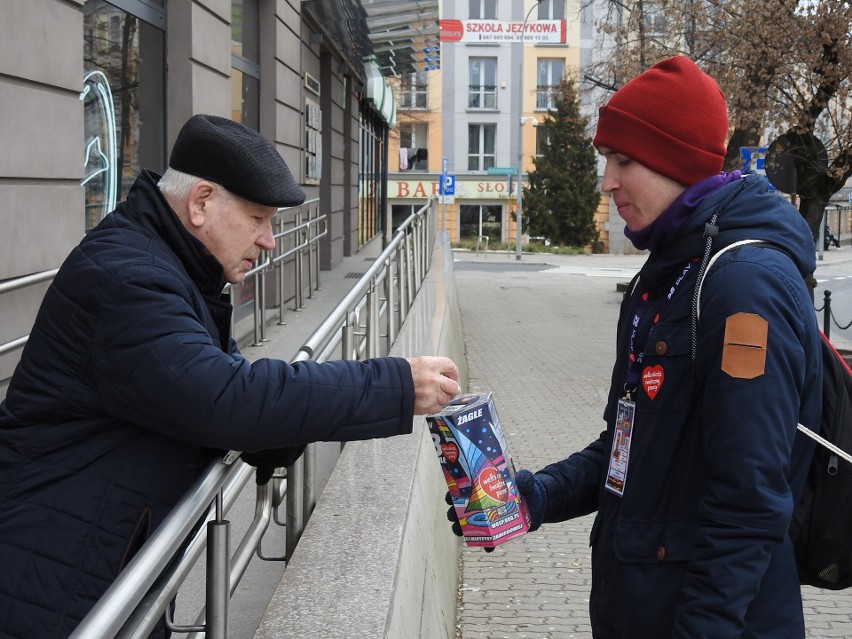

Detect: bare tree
583,0,852,242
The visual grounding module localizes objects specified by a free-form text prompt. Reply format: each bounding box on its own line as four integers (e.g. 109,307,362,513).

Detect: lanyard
624,260,696,395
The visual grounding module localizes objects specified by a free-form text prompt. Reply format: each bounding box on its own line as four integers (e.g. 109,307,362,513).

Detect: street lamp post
515,0,542,261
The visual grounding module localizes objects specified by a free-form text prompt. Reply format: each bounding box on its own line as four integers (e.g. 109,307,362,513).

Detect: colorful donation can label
427,392,531,548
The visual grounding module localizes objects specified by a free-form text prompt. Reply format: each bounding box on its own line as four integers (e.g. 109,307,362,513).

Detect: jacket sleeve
672,251,818,637
534,431,609,522
92,264,416,451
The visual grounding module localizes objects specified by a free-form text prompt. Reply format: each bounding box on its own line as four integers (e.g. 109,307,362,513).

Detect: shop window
468,124,496,172
231,0,260,129
359,111,385,245
82,0,165,231
460,204,503,243
469,58,498,110
398,123,428,171
392,204,419,234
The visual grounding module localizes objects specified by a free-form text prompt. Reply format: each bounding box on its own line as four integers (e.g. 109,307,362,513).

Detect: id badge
605,398,635,496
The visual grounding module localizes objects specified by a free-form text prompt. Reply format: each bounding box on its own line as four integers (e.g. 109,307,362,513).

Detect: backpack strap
694,239,768,322
694,240,851,464
691,237,768,360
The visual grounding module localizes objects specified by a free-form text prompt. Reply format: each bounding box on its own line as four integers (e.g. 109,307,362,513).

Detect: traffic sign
442,175,455,196
487,166,517,176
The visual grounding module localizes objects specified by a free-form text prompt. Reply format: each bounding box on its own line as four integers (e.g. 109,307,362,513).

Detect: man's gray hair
158,168,234,202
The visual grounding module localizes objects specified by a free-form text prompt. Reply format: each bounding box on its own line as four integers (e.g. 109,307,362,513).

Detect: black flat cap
169,114,306,207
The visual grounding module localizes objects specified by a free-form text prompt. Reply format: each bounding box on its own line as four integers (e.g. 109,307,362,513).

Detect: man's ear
186,181,216,229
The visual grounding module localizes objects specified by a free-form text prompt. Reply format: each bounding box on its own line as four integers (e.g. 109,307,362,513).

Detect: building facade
388,0,612,251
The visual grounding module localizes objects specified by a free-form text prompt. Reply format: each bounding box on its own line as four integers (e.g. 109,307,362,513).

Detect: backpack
696,239,852,590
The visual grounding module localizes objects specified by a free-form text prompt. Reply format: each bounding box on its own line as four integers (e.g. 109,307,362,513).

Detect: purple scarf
625,171,742,251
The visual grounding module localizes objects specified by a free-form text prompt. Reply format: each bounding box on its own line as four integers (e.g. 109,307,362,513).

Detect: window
399,72,428,109
460,204,504,242
538,0,565,20
398,123,429,171
536,58,564,110
643,2,667,37
535,124,549,157
231,0,260,129
468,124,496,171
83,0,165,231
469,0,497,19
469,58,498,110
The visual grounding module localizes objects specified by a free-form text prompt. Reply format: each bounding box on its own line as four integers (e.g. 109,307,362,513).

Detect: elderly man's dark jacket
0,171,415,638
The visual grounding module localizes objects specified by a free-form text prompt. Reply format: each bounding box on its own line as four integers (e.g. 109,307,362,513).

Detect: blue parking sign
442,175,455,196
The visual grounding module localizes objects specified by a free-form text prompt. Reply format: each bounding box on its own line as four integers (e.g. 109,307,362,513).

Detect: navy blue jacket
0,171,415,638
536,174,822,638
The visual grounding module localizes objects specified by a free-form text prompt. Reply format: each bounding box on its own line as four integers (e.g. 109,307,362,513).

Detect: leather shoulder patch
721,312,768,379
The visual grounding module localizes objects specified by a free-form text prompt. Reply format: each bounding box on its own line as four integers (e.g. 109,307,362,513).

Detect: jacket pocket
614,517,697,564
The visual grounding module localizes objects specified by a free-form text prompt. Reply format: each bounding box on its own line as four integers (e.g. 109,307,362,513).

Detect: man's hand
406,356,461,415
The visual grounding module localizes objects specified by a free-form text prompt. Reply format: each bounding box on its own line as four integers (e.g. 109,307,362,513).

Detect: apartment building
389,0,612,251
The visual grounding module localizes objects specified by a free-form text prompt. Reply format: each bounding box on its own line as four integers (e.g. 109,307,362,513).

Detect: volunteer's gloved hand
444,492,495,553
514,469,547,532
241,446,306,485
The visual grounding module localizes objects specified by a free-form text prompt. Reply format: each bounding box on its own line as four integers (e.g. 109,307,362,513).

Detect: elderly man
0,114,459,638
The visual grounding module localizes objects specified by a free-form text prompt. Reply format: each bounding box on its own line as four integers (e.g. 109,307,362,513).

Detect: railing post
342,311,356,360
294,209,304,311
824,290,832,339
205,492,230,639
366,282,380,358
258,266,268,344
277,215,287,326
285,456,304,561
385,259,396,348
307,208,316,300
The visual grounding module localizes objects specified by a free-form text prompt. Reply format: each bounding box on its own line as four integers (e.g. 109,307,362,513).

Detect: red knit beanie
593,56,728,186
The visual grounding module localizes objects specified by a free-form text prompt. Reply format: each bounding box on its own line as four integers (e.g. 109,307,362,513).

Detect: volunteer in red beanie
592,56,737,250
508,54,822,639
593,55,728,186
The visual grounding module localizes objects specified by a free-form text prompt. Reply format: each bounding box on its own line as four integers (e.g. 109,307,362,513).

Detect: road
814,254,852,350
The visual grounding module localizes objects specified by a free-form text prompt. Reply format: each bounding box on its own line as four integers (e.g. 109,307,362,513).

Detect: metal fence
0,199,326,363
67,198,436,638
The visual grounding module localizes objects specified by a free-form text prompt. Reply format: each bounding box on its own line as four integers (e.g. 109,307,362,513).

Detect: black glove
445,492,495,553
514,469,547,532
241,446,306,485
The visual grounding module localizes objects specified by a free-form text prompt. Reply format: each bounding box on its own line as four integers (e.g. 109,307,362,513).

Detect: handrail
0,201,324,360
70,198,437,638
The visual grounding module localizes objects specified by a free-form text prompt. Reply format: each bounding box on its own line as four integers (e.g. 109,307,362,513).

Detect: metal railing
69,198,436,638
0,200,326,362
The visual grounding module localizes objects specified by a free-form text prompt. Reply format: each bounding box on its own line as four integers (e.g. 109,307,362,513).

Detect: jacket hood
645,173,816,286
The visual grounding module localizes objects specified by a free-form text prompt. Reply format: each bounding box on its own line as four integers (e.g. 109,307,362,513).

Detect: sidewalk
451,248,852,639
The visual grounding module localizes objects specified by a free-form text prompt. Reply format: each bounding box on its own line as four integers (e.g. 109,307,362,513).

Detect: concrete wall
254,233,467,639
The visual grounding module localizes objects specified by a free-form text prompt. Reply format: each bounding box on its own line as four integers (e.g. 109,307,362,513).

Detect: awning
364,58,396,127
301,0,440,78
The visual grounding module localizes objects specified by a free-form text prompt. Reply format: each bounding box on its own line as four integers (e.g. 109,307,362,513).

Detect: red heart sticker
642,365,664,399
478,466,508,501
441,442,459,463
